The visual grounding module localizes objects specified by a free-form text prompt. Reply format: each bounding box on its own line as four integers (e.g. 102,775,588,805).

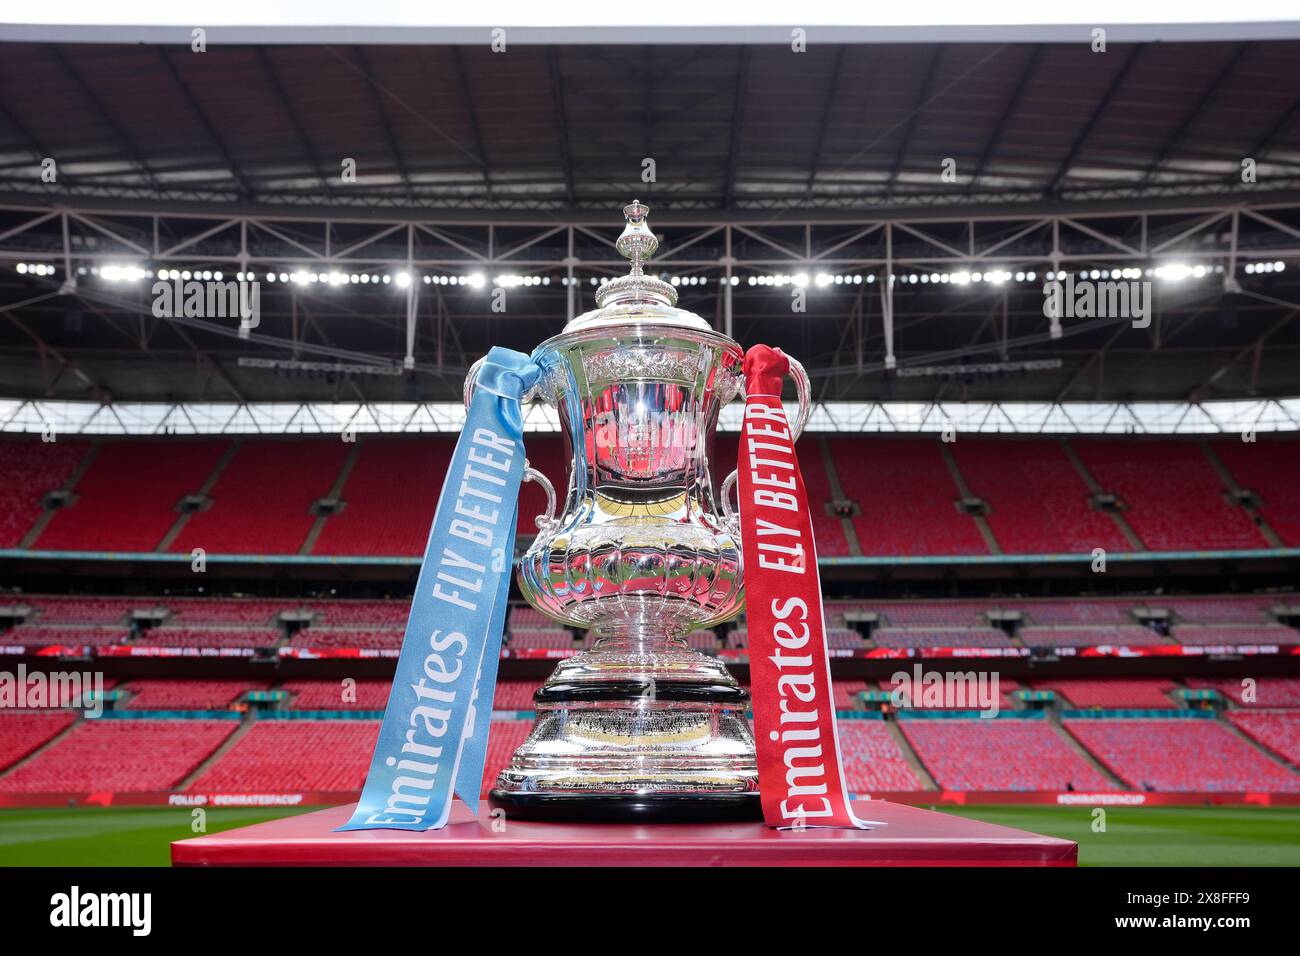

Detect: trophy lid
561,201,714,334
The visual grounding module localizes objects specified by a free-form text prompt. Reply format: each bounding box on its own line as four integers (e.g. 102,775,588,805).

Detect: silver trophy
478,201,810,821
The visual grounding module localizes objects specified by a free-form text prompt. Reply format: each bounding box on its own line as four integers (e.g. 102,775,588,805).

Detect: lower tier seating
0,719,237,792
1064,718,1300,791
838,721,922,792
123,680,269,710
187,721,379,792
0,712,76,772
901,719,1119,791
1227,712,1300,764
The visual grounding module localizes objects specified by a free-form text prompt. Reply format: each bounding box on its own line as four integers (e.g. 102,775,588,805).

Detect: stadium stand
800,439,850,557
35,440,228,552
493,680,541,710
872,627,1014,649
1064,718,1300,791
1019,625,1170,647
1021,598,1134,624
1185,677,1300,707
509,630,578,649
186,720,379,792
480,721,533,795
828,438,987,556
0,712,77,772
1030,678,1179,709
1228,712,1300,764
0,720,237,792
282,679,392,710
310,600,409,628
2,625,130,648
833,678,871,710
1162,595,1281,623
1212,438,1300,546
1171,625,1300,646
287,628,403,650
951,439,1129,554
20,595,140,624
839,721,922,792
164,598,288,626
122,680,268,710
0,440,89,547
310,438,453,556
1073,439,1266,551
170,439,350,555
132,627,282,648
901,719,1118,791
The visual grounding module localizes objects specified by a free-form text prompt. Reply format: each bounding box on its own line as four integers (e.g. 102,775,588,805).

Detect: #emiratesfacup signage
737,345,874,829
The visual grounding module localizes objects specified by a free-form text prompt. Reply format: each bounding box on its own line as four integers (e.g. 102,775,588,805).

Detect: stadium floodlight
1155,263,1193,281
395,273,411,288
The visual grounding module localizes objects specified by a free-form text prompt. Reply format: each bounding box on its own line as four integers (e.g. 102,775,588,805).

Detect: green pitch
1,804,1299,866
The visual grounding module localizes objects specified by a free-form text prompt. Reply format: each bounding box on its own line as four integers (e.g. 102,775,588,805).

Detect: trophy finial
590,200,679,310
615,199,658,276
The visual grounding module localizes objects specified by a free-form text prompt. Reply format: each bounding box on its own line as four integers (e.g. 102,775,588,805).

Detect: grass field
1,804,1299,866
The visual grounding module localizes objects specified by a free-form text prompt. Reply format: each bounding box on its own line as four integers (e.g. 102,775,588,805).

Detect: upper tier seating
132,627,282,648
0,440,88,547
1162,595,1280,623
164,598,288,626
951,440,1129,554
310,601,410,628
1064,718,1300,791
1227,712,1300,764
22,595,141,624
311,438,453,556
1185,677,1300,707
1073,439,1265,551
872,627,1014,649
282,679,393,710
0,720,236,792
1018,625,1170,647
0,712,76,772
1031,678,1178,709
2,625,129,647
838,721,922,792
1212,438,1300,546
186,720,379,792
171,439,349,555
1171,625,1300,646
901,719,1118,791
122,679,268,710
828,438,987,556
36,440,228,552
287,628,403,650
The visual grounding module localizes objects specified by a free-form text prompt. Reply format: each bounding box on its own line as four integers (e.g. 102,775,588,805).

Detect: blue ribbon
339,347,540,831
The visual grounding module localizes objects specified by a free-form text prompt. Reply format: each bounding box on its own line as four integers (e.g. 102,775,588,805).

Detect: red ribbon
738,345,869,829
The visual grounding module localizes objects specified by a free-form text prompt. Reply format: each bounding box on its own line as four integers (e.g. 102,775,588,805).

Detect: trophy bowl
484,202,808,821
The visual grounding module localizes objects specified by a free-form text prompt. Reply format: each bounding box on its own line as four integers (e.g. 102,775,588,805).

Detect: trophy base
488,789,763,823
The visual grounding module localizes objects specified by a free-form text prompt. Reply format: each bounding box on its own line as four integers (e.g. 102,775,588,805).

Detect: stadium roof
1,37,1299,410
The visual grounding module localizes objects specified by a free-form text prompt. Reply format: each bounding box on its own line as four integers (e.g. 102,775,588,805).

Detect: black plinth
488,789,763,823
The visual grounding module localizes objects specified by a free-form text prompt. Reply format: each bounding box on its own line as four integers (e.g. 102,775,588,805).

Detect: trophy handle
721,352,812,536
523,460,559,533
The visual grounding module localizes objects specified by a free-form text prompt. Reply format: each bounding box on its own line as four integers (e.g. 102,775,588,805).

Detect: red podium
172,801,1076,867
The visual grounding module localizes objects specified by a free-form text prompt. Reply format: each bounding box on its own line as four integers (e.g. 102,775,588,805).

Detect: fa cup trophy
483,201,810,821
